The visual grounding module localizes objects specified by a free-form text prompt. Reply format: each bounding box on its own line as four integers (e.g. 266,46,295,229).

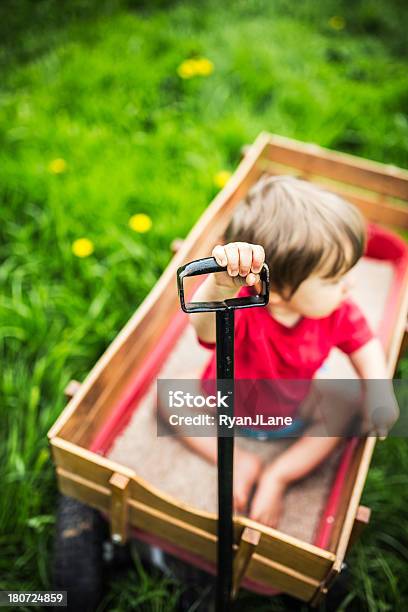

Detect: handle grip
177,256,269,313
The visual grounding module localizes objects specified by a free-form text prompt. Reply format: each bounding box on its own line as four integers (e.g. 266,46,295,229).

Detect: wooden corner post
109,472,131,544
232,527,261,599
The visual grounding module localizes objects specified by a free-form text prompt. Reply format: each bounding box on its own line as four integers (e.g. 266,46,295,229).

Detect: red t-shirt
198,286,373,420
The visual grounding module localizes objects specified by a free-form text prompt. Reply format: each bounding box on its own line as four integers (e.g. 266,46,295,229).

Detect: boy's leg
156,367,263,513
269,379,363,482
249,435,343,527
303,378,364,437
249,383,362,527
156,366,219,463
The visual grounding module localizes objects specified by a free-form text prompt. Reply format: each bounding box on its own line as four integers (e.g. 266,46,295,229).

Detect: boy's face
270,267,356,319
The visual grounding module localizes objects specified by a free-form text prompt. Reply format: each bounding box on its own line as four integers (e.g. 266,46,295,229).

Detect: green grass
1,1,407,610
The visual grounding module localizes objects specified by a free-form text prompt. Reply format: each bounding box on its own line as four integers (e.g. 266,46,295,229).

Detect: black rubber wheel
52,494,106,612
323,563,354,611
162,552,216,611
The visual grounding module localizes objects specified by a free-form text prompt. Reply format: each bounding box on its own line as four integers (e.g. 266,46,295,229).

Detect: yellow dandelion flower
214,170,232,189
129,213,152,233
328,16,346,30
177,57,214,79
48,158,68,174
194,58,214,76
177,59,197,79
72,238,94,258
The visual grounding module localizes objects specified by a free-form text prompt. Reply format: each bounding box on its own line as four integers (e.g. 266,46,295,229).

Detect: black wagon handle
176,255,269,611
177,256,269,312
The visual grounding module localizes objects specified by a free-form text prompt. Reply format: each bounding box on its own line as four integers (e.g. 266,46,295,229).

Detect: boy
170,176,399,528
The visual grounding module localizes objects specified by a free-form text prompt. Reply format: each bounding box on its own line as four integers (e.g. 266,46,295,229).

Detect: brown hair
224,175,366,296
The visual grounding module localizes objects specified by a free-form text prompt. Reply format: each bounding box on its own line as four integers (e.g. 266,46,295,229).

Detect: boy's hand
249,464,287,528
233,448,263,515
362,386,400,440
212,242,265,293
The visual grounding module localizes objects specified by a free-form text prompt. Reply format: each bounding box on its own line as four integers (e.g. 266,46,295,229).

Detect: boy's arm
188,275,237,344
348,338,399,437
189,243,264,344
348,337,388,378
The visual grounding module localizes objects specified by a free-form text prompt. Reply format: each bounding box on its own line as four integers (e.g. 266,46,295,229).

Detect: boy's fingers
248,496,261,523
233,491,245,514
224,243,239,276
212,245,227,267
251,244,265,274
238,243,253,276
254,277,262,294
213,242,265,279
246,273,261,290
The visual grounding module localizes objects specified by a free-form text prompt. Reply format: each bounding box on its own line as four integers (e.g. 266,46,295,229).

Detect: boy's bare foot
233,449,263,514
249,466,287,528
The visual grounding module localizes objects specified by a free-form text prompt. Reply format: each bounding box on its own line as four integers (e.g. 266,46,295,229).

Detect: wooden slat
262,162,408,229
264,133,408,200
128,498,217,563
237,517,335,581
129,479,218,535
50,437,218,534
50,437,136,486
245,552,320,602
56,467,217,561
56,467,111,511
339,192,408,229
129,500,321,602
256,533,334,581
51,436,336,575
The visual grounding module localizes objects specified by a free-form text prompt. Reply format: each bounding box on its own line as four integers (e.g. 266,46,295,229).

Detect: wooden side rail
265,134,408,200
311,504,371,607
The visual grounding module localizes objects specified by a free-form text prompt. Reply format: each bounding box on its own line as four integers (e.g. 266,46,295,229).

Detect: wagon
48,132,408,609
